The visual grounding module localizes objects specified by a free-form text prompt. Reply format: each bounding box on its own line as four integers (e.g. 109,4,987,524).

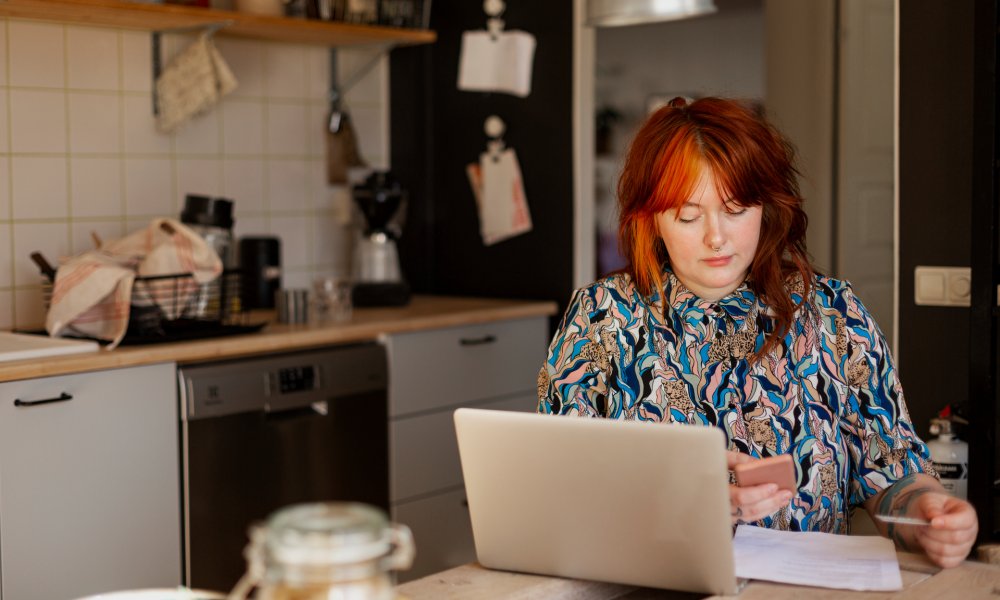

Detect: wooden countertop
397,553,1000,599
0,295,558,383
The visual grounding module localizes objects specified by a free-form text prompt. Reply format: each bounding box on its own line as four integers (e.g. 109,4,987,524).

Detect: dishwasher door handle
265,400,329,421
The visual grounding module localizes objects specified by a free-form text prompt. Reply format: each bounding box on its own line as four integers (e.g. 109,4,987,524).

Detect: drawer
385,316,547,417
390,394,532,502
392,488,476,583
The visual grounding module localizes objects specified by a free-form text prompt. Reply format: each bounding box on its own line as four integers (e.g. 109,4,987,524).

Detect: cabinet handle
459,335,496,346
14,392,73,408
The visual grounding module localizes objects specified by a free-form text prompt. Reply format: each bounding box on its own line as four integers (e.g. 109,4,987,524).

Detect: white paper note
733,525,903,591
468,148,532,245
457,30,537,97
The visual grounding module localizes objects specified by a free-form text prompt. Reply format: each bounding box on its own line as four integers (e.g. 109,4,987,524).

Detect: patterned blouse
537,269,935,533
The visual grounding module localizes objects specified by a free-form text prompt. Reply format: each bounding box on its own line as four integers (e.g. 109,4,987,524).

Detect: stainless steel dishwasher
177,343,389,593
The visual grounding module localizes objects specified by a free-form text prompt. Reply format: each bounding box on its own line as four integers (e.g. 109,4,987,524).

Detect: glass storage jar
229,502,414,600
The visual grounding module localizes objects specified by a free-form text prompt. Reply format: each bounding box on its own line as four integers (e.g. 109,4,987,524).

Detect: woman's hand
727,451,793,525
911,492,978,568
866,473,978,568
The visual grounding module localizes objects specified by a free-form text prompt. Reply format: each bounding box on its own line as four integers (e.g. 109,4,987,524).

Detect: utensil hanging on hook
327,48,384,184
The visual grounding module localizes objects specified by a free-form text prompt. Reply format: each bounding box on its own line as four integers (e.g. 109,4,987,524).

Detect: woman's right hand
727,451,794,525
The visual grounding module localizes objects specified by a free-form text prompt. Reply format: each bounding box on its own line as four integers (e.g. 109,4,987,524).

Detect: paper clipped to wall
467,148,532,245
457,30,537,98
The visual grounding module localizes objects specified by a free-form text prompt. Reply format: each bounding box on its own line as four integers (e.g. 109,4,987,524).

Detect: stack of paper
733,525,903,591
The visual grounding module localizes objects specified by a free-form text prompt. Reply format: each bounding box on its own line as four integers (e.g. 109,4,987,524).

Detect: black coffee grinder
352,171,411,306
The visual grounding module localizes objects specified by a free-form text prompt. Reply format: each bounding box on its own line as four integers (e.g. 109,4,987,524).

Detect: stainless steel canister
276,289,309,324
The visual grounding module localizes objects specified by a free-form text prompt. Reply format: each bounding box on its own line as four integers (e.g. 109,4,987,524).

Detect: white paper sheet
457,30,536,97
733,525,903,591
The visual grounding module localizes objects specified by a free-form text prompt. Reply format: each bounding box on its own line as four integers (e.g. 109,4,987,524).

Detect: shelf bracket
150,20,234,116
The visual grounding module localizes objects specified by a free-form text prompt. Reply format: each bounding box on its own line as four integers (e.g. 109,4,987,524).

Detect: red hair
617,97,813,359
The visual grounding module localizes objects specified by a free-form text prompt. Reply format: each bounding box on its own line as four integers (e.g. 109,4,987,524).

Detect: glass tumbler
312,277,353,323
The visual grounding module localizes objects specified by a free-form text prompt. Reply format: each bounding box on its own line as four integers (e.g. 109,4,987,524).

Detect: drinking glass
312,277,353,323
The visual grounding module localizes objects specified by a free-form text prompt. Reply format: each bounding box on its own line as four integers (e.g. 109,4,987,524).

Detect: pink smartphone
734,454,796,492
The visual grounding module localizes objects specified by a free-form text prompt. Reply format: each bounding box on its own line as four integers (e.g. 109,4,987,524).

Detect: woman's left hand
912,492,978,568
726,451,792,525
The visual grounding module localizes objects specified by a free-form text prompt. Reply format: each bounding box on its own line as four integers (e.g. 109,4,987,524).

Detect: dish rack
45,270,265,345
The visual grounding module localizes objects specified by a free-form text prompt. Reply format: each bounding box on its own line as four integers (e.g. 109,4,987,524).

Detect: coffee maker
352,171,411,306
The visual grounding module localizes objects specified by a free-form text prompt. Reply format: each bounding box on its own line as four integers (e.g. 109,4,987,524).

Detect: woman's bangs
648,135,703,214
703,135,766,209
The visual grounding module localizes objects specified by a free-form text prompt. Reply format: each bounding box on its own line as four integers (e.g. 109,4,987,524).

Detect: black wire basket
124,269,264,344
45,270,265,345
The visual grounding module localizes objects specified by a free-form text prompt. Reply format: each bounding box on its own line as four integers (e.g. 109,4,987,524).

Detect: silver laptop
454,408,741,595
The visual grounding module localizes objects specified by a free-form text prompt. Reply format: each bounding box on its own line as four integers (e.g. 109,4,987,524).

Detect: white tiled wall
0,18,390,329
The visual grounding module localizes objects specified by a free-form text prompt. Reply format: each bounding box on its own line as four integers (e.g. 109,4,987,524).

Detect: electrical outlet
914,266,971,307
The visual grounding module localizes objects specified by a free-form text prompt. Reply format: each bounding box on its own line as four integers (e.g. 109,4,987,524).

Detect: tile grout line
63,24,74,254
304,45,316,272
261,41,271,232
4,18,14,328
118,29,127,239
168,40,178,218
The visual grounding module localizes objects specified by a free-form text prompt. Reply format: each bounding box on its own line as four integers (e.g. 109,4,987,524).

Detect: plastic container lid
181,195,234,229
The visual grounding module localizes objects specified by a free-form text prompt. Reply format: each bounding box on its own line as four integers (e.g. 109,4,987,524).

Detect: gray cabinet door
393,488,476,583
386,316,548,581
0,363,181,600
391,394,534,582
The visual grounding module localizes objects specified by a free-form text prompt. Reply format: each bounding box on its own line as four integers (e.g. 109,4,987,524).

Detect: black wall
899,0,1000,540
390,1,576,310
898,1,975,439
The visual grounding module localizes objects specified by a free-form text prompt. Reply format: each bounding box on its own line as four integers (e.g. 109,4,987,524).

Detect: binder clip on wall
457,0,537,98
466,115,533,245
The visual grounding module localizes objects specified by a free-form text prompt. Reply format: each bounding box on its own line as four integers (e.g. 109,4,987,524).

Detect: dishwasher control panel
179,344,386,421
276,365,318,394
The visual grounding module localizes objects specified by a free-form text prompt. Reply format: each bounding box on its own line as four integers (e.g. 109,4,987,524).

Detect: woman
538,97,977,568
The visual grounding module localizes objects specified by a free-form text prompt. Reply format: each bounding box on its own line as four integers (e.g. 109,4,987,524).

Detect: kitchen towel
156,32,238,134
457,29,537,98
46,218,223,348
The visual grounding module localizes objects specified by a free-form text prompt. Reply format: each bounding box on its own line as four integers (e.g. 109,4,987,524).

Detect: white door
837,0,895,343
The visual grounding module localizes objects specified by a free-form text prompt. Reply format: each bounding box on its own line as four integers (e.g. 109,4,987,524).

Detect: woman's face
655,167,762,302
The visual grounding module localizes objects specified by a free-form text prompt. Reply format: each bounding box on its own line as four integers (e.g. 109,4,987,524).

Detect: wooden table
397,552,1000,599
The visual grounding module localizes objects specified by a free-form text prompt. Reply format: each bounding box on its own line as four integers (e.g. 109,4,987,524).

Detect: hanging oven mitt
156,32,238,134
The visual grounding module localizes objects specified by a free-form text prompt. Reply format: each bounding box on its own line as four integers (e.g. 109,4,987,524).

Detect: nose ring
712,246,722,253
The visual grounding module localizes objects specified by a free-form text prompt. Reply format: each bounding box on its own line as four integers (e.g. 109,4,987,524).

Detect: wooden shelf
0,0,436,47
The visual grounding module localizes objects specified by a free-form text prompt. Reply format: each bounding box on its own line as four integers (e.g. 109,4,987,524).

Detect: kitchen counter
0,295,558,383
397,553,1000,598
